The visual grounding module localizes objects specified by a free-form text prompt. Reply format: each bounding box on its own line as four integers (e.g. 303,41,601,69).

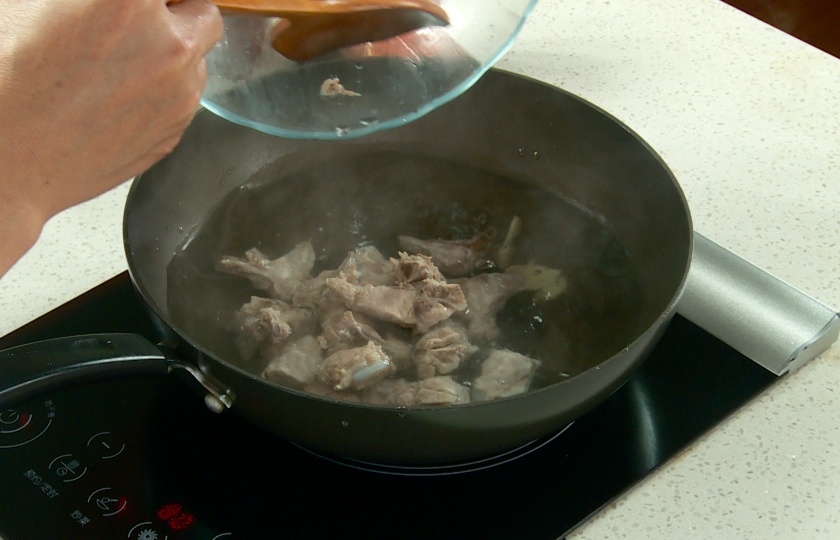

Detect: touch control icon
0,409,21,425
87,431,126,460
87,487,127,517
49,453,88,482
127,522,168,540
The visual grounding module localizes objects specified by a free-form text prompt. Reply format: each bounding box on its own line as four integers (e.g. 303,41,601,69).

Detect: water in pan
166,145,643,399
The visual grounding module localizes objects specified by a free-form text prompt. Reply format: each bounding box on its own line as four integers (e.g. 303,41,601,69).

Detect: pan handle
0,333,168,407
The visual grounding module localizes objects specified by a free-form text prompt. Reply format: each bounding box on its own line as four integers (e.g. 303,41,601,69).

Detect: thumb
167,0,224,55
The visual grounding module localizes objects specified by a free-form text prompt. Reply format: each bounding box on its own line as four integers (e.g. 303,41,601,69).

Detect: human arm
0,0,223,277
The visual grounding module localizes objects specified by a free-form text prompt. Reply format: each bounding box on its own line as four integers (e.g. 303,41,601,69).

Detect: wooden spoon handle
173,0,448,23
168,0,449,61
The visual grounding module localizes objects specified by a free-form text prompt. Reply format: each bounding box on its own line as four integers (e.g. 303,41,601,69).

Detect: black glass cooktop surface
0,273,777,539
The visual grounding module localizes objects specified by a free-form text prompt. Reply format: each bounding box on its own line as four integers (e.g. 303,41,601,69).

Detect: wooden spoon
207,0,449,61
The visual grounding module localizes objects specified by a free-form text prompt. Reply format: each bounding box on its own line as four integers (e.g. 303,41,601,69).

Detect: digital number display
156,503,196,532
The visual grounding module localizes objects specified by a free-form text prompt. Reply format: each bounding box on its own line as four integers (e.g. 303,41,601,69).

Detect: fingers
167,0,224,55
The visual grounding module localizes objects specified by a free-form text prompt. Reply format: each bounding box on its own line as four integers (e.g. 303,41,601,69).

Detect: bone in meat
319,310,384,354
235,296,315,360
414,376,471,406
304,381,362,403
292,269,340,310
217,242,316,301
361,378,418,406
413,279,467,332
414,323,478,379
397,231,495,277
316,307,413,371
391,252,444,285
338,246,394,286
326,273,466,333
262,335,323,388
472,349,541,402
318,341,396,391
326,276,418,326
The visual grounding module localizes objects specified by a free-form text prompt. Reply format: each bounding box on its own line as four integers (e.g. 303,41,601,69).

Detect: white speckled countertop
2,0,839,538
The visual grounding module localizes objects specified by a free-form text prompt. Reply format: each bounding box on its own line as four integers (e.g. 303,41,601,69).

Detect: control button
86,431,126,460
87,487,127,517
0,409,31,434
0,401,53,449
127,522,169,540
0,409,21,425
49,453,88,482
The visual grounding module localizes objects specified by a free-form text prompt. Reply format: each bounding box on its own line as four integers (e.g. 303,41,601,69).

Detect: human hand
0,0,223,275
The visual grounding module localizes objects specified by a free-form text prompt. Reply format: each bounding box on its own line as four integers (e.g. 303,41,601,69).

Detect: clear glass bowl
201,0,538,139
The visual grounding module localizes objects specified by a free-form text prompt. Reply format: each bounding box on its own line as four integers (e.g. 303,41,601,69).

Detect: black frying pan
0,70,692,465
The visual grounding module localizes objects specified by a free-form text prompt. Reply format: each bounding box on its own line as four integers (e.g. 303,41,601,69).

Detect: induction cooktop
0,271,780,539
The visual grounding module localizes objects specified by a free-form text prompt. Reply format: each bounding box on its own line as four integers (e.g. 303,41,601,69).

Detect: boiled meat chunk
262,335,323,387
325,272,466,332
397,231,495,277
304,381,363,402
361,378,418,406
472,349,541,401
414,279,467,332
319,309,384,354
235,296,315,360
414,376,471,405
455,273,526,342
318,341,396,391
217,242,316,301
414,323,478,379
326,276,417,325
391,252,444,285
377,337,413,372
338,246,394,286
292,269,340,310
220,230,554,406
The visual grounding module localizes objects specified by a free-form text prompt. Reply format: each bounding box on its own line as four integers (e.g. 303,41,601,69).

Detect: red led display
168,513,196,531
157,503,182,521
156,503,196,532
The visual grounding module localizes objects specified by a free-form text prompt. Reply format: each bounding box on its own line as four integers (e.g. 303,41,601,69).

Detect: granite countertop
2,0,839,538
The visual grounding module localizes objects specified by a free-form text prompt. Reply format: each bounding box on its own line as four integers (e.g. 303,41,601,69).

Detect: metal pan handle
0,333,169,407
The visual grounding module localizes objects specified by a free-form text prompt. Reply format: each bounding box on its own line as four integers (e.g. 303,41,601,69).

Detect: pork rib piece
414,376,471,405
318,341,396,391
455,272,526,342
472,349,542,402
326,276,417,325
414,323,478,379
361,378,418,406
319,309,384,355
262,335,323,388
292,269,340,310
304,381,363,403
317,309,411,370
338,246,395,286
397,231,495,277
217,242,316,301
235,296,315,360
414,279,467,332
326,272,466,332
391,252,444,285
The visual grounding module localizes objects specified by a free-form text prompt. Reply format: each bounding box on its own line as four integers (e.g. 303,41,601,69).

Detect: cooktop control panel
0,378,233,540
